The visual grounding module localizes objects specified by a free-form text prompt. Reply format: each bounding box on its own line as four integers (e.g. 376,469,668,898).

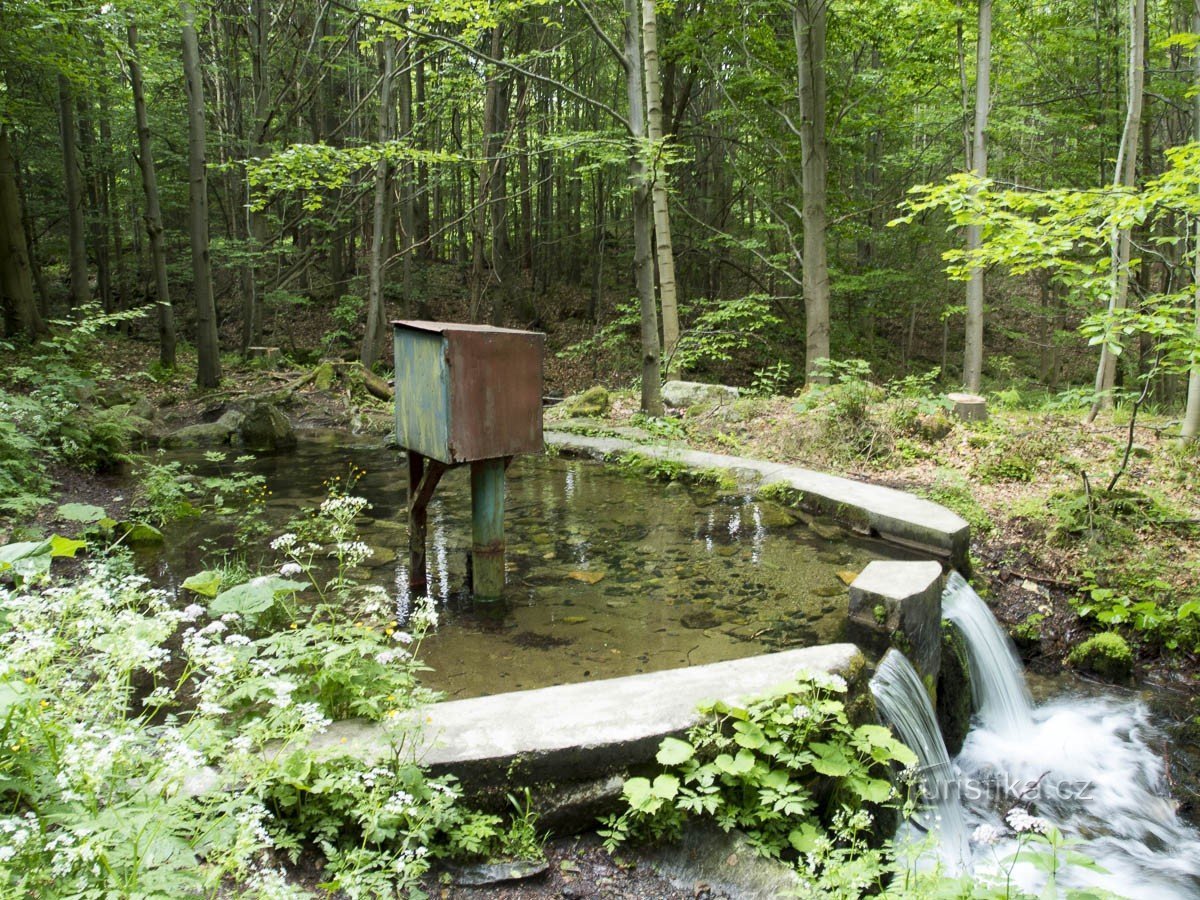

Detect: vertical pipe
408,451,428,594
470,458,506,599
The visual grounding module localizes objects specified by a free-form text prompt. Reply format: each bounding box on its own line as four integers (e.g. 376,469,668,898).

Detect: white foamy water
944,576,1200,899
871,649,970,869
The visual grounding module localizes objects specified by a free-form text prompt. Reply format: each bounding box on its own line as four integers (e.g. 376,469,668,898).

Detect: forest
3,0,1200,897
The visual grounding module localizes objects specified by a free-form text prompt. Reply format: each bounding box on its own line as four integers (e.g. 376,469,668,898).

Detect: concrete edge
545,430,971,571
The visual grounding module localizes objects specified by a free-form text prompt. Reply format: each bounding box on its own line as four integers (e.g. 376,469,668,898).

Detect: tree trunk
963,0,992,392
793,0,830,383
0,127,45,339
624,0,663,415
58,75,89,309
77,98,113,315
128,22,176,367
362,35,395,369
1183,5,1200,443
1087,0,1145,422
242,0,269,355
641,0,681,376
182,1,221,388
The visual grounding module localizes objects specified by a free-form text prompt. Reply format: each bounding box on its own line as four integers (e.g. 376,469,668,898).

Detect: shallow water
149,431,915,698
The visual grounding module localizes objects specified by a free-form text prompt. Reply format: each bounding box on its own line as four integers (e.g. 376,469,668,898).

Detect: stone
848,560,944,692
162,420,236,449
937,622,973,756
946,392,988,423
559,386,611,418
229,400,296,451
451,858,549,886
362,546,396,568
638,822,802,900
1068,632,1133,682
755,501,797,528
661,380,739,408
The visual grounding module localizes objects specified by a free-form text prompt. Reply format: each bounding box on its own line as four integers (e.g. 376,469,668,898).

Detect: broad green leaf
733,720,766,750
210,576,307,616
49,536,87,559
56,502,106,523
656,737,695,766
0,540,53,582
651,773,680,800
181,570,223,599
788,822,824,853
809,742,853,777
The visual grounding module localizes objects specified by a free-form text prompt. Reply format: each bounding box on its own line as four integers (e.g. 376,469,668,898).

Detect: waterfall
870,649,969,868
941,571,1033,735
936,571,1200,898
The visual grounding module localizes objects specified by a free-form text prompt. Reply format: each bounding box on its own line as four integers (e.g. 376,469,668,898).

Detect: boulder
228,400,296,451
162,420,237,449
661,380,739,408
559,386,611,418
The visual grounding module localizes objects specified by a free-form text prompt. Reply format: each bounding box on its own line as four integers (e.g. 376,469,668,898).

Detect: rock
638,822,802,900
681,609,722,630
363,546,396,568
1068,632,1133,682
1009,612,1046,655
755,501,797,528
946,392,988,423
229,400,296,451
937,622,974,756
130,396,158,421
809,518,846,541
451,858,549,886
662,380,739,408
567,570,605,585
913,410,953,441
162,420,236,449
560,386,611,418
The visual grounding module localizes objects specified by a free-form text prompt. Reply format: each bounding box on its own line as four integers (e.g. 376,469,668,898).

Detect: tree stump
946,392,988,423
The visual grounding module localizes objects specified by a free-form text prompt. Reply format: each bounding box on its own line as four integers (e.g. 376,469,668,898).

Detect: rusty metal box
392,320,545,465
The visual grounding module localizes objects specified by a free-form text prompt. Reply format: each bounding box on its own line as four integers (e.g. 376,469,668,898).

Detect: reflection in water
154,432,915,699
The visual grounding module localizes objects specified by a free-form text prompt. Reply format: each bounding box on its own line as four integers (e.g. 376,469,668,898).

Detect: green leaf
788,822,824,853
181,570,224,599
0,540,53,582
732,720,766,750
56,502,107,523
210,576,307,616
49,535,87,559
809,742,853,777
651,773,680,801
656,737,695,766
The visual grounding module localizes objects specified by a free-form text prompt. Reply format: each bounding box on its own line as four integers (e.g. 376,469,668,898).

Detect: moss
872,604,887,626
1010,612,1046,654
937,622,973,756
1068,632,1134,682
754,482,806,508
560,386,611,418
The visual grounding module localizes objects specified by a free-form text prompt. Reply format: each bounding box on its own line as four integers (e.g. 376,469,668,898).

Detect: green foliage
600,671,915,875
916,470,994,535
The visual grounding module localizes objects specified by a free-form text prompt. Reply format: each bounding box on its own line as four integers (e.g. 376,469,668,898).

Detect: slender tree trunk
398,36,415,300
625,0,663,415
129,23,176,367
58,76,89,309
77,99,113,314
0,127,45,339
362,35,395,368
1183,5,1200,442
242,0,268,354
182,1,221,388
793,0,830,383
963,0,992,392
641,0,681,376
1087,0,1145,422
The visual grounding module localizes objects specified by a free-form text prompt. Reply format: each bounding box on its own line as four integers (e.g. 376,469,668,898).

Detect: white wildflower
180,603,205,622
270,533,297,551
279,562,303,577
972,824,1003,845
1005,807,1050,834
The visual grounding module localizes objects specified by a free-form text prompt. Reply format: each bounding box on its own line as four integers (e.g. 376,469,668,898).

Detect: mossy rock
1068,632,1133,682
1010,612,1046,655
937,622,974,756
560,386,611,418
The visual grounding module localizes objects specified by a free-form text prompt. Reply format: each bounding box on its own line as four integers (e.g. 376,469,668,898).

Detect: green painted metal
470,458,506,600
394,328,452,463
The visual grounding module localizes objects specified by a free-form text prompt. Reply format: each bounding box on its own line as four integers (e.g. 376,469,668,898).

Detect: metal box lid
393,320,545,464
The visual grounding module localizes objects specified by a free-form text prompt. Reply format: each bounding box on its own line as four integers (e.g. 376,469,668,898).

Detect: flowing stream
906,575,1200,898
